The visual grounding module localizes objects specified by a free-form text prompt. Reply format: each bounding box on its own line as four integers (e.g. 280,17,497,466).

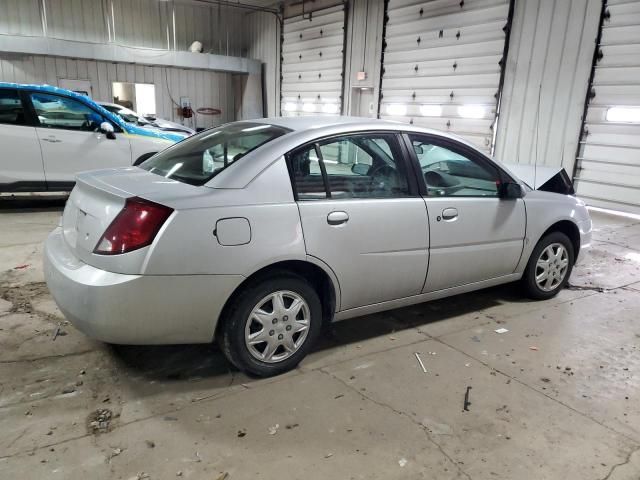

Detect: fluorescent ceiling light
606,106,640,123
420,105,443,117
322,103,339,114
283,102,297,112
458,105,486,119
302,102,316,113
386,104,407,116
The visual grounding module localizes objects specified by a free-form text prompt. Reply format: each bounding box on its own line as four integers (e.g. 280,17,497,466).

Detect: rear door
0,88,45,191
289,132,429,311
406,133,526,292
28,91,131,188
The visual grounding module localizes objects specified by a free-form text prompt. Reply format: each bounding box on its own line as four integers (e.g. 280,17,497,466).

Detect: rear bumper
43,228,243,344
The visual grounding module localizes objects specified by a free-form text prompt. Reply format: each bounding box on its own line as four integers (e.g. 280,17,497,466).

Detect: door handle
42,137,61,143
441,208,458,221
327,211,349,226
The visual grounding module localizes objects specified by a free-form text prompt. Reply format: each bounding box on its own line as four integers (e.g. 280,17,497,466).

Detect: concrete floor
0,197,639,480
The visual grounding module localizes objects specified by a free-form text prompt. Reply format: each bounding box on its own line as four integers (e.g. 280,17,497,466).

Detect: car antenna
534,83,542,189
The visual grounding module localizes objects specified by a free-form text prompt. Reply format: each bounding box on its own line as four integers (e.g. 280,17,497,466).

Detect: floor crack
600,445,640,480
318,368,472,480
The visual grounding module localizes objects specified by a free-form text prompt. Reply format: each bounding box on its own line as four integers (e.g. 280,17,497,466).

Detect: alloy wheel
535,243,569,292
244,290,311,363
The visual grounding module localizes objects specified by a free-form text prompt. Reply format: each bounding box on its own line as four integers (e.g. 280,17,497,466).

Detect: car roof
254,115,403,131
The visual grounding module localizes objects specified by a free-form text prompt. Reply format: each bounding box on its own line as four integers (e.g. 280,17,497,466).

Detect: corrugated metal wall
0,0,44,36
494,0,600,177
575,0,640,214
0,0,246,54
379,0,512,154
243,10,281,117
0,52,235,129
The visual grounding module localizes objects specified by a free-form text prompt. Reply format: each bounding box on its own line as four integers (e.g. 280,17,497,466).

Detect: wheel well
541,220,580,257
215,260,337,337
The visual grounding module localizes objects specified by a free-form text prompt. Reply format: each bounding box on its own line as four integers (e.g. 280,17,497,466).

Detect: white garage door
280,5,346,116
379,0,512,154
575,0,640,214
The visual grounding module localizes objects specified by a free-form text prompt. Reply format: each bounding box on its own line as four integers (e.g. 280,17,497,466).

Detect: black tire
522,231,575,300
133,152,157,166
218,272,323,377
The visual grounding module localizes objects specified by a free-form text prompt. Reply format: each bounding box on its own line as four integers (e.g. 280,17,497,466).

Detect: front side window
0,89,26,125
409,134,500,197
289,133,410,200
30,92,107,131
140,122,290,186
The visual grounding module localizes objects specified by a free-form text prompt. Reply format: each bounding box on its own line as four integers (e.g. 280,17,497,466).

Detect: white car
0,83,184,192
99,102,195,137
44,117,592,377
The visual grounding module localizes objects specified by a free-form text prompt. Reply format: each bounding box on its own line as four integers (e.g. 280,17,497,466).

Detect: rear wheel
219,273,322,377
522,231,574,300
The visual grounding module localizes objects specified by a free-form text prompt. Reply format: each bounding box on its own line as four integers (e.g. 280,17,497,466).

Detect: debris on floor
398,458,408,467
495,328,509,334
529,346,539,351
88,409,113,434
268,424,279,435
414,352,427,373
463,386,472,412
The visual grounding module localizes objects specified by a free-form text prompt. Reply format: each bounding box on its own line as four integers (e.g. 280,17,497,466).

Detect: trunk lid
61,167,201,274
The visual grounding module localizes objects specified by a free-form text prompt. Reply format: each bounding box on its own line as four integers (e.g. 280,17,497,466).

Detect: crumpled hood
502,163,575,195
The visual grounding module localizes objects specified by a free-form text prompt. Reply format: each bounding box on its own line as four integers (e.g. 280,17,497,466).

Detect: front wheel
219,273,322,377
522,231,574,300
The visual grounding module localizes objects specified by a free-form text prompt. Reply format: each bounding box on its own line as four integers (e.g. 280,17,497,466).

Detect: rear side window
140,122,290,186
30,92,109,131
0,89,26,125
288,133,411,200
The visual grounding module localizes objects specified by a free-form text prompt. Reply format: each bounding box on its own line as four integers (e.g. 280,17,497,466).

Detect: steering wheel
368,164,396,194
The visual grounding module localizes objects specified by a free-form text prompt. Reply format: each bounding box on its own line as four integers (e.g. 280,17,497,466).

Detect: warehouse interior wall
493,0,601,173
242,9,281,117
0,0,268,126
0,52,236,129
0,0,247,55
343,0,384,117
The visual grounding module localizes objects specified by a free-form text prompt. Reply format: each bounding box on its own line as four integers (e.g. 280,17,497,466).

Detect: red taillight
94,197,173,255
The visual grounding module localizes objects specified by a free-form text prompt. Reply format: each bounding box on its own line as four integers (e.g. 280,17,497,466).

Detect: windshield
139,122,290,186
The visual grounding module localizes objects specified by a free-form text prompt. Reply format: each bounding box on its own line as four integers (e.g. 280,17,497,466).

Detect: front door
28,91,131,187
0,88,45,191
289,132,429,311
407,133,526,292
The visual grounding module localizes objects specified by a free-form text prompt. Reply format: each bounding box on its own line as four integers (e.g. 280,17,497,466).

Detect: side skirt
334,273,522,321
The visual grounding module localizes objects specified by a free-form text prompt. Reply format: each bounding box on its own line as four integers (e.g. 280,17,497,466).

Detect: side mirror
100,122,116,140
499,181,524,199
351,163,370,176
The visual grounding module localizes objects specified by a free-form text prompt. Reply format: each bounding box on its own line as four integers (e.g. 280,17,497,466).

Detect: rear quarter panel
142,157,308,276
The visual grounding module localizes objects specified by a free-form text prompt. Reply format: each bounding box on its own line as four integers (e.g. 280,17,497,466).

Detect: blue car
0,82,184,192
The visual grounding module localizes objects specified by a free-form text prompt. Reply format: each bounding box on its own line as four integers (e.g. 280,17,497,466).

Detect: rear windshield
140,122,290,185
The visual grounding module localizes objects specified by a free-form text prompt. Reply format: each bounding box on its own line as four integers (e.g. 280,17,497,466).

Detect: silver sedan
44,117,592,376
